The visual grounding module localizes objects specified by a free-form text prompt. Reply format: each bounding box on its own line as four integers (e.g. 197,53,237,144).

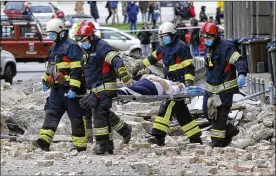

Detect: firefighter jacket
204,38,247,95
42,38,86,94
141,38,195,83
81,35,126,90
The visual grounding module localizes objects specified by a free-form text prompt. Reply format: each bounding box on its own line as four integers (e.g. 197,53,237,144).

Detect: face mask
82,41,91,50
205,39,213,46
162,35,171,45
48,32,57,41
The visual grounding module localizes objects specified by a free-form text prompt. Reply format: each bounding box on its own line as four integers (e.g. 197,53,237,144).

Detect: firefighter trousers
39,87,87,149
151,99,201,139
93,90,131,145
203,93,237,146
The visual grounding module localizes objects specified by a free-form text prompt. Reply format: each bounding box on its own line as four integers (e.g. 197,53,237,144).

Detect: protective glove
79,92,99,109
185,86,205,96
185,80,194,87
46,76,55,88
65,89,76,99
131,61,145,78
55,72,66,85
207,94,222,120
42,84,48,92
237,74,246,88
118,66,131,83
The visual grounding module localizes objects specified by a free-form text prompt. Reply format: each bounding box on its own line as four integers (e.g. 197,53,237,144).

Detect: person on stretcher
118,74,186,96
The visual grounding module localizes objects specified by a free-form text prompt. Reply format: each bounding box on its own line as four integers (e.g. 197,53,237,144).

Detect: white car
97,27,142,55
0,49,17,84
29,3,55,29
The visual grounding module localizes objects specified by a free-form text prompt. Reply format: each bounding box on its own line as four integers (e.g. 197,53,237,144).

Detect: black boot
147,136,165,146
223,127,239,147
70,146,87,152
123,126,132,144
33,138,50,151
93,142,114,155
189,136,203,144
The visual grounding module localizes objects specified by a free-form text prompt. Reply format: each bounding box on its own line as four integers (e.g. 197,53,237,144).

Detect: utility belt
205,79,238,94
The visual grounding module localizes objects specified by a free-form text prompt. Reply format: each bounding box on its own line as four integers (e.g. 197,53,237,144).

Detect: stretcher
116,90,205,104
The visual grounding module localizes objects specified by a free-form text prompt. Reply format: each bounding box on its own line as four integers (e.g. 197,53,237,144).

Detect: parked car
3,1,28,19
0,49,17,84
0,15,54,61
64,14,100,29
97,27,142,55
29,3,56,29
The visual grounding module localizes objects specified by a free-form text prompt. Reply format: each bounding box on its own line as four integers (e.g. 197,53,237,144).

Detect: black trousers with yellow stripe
152,100,201,139
93,90,131,145
39,87,87,149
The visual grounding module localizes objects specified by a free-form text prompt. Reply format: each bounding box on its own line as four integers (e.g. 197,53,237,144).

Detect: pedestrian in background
152,1,160,24
209,16,214,23
139,1,149,23
88,1,99,22
215,7,222,24
75,0,84,14
22,6,33,20
199,5,208,22
151,20,160,51
137,22,152,57
127,1,139,34
189,18,201,57
122,1,128,24
105,1,112,24
148,1,155,22
110,1,119,25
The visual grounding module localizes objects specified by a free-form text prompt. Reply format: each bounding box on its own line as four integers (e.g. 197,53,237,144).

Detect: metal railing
246,74,275,105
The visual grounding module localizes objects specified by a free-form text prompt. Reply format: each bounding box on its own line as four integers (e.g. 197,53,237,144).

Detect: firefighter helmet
45,18,65,33
158,21,177,36
74,20,96,41
201,21,218,37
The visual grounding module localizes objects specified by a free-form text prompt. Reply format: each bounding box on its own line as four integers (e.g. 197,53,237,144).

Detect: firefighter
34,18,87,152
74,20,132,155
201,21,247,147
131,21,202,146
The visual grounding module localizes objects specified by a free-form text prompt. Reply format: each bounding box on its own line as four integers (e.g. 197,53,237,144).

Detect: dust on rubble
1,77,275,175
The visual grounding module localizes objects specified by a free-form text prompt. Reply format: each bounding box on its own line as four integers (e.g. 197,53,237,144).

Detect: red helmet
201,21,218,37
74,20,96,41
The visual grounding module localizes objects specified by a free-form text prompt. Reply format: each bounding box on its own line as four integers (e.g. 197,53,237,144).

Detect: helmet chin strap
55,30,68,43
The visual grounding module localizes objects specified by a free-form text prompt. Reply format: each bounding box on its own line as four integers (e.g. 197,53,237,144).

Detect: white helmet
46,18,65,33
158,21,177,36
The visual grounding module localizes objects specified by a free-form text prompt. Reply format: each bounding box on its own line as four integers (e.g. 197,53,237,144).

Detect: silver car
0,49,17,84
96,27,142,55
29,3,56,29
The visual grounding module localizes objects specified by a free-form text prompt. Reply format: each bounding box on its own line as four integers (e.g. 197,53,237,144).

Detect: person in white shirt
118,74,186,96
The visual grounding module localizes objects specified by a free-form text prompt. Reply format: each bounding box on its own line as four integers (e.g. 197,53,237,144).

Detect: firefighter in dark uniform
131,21,202,146
74,20,132,155
34,18,87,152
201,22,247,147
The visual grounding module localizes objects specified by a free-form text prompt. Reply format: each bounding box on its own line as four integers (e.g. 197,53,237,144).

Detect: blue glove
237,74,246,88
65,89,76,99
185,87,205,96
42,84,48,92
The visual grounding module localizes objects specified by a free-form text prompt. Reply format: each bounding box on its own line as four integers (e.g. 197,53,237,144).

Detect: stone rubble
1,81,275,175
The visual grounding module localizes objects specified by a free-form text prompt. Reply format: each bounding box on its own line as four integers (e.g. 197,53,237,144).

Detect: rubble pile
1,80,275,175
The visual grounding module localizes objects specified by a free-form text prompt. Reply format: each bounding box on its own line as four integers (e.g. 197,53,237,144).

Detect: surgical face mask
162,35,171,45
82,41,91,50
205,39,214,46
48,32,57,41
